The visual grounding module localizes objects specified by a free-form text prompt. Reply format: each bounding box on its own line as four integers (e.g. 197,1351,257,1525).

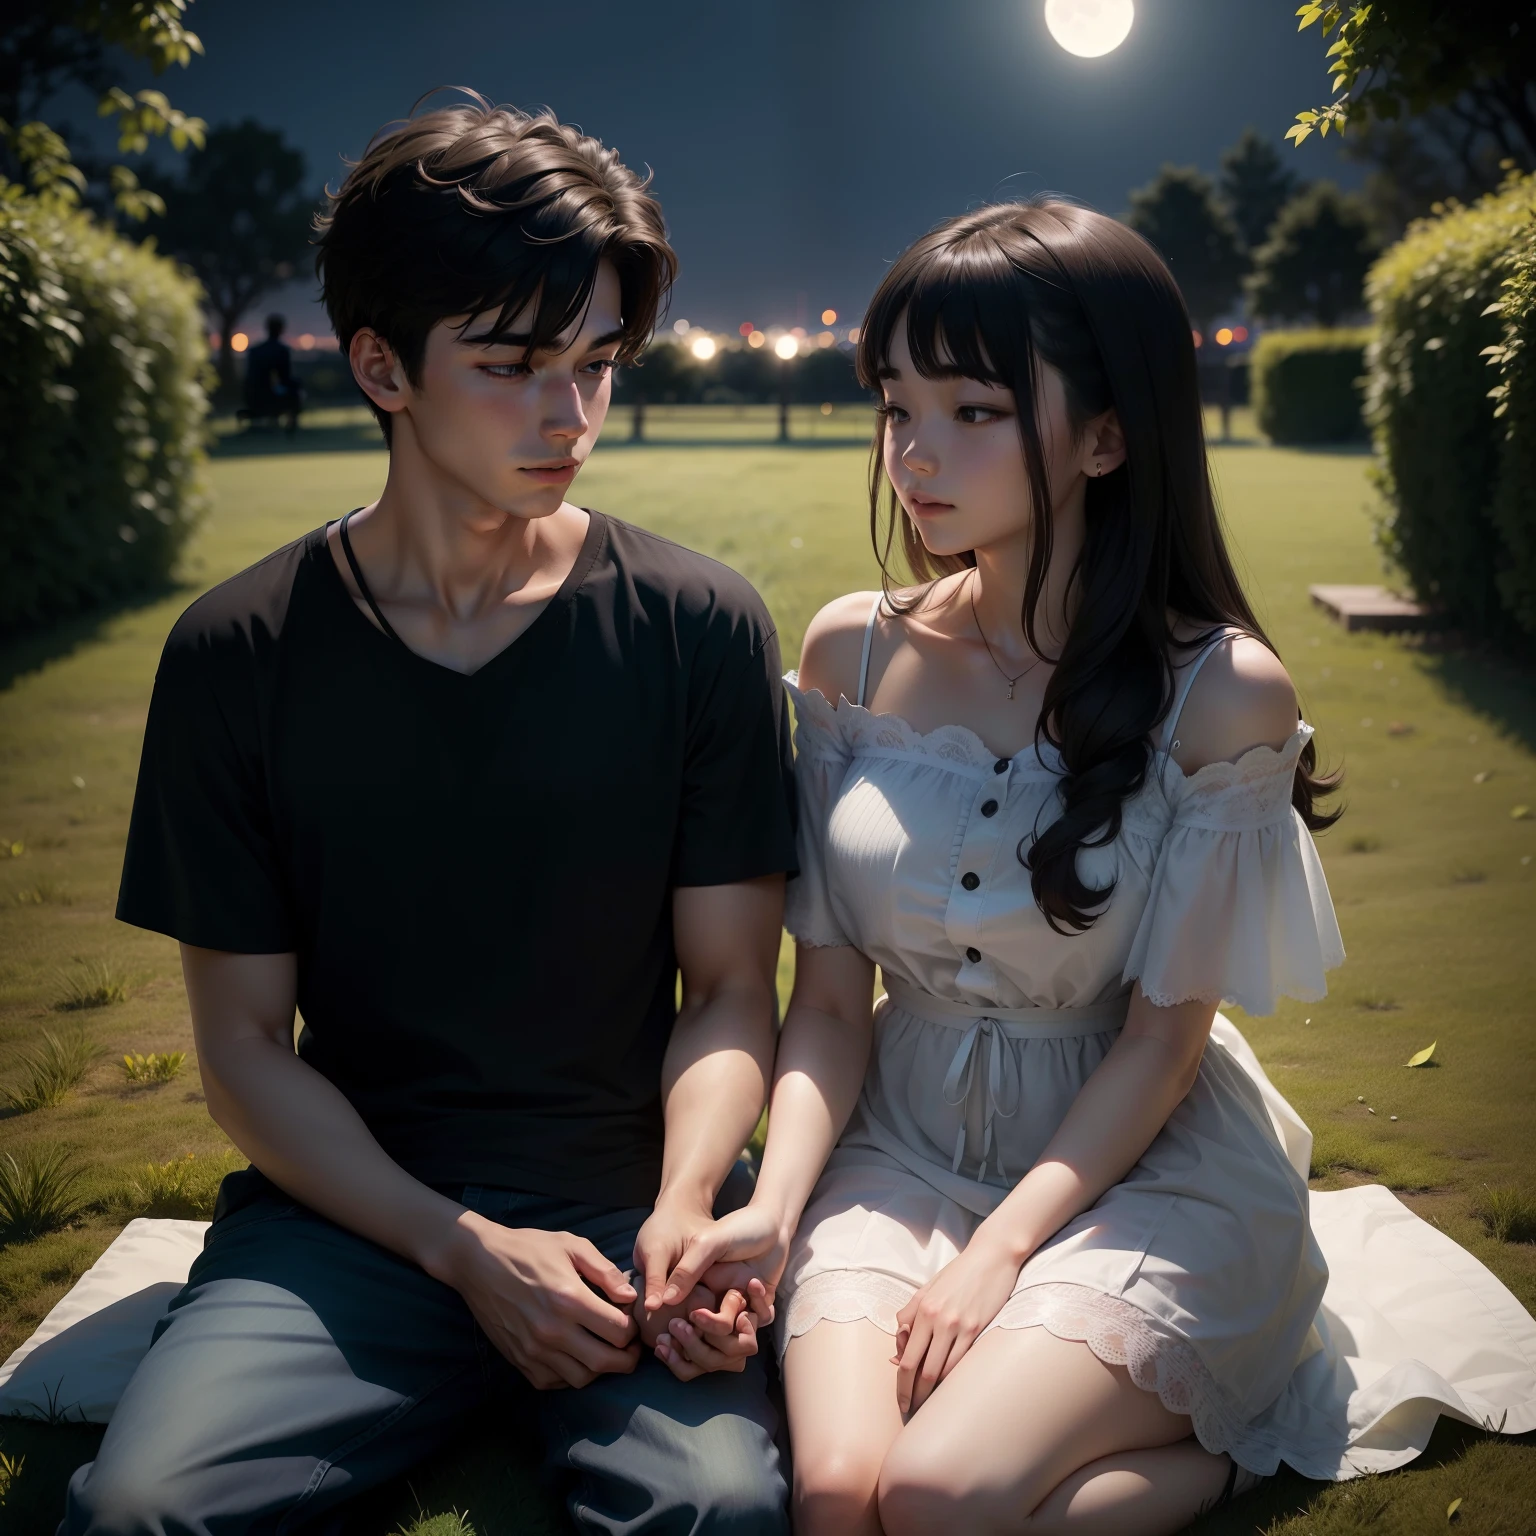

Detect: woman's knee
877,1429,1032,1536
793,1442,885,1535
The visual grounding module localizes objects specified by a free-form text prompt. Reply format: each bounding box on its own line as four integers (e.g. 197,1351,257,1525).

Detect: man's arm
631,876,783,1365
181,944,640,1389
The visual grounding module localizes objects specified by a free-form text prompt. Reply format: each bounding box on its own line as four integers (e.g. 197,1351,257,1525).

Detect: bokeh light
739,321,754,337
690,334,717,360
817,331,834,347
1233,326,1249,342
673,318,690,334
774,335,799,360
1215,327,1234,346
748,330,766,348
1192,329,1203,348
298,334,315,350
231,333,249,352
821,308,837,325
848,327,861,345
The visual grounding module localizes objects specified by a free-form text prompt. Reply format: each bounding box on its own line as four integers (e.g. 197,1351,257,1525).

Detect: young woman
657,200,1536,1534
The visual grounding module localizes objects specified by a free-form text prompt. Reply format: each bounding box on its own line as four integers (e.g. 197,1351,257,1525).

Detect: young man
65,101,796,1534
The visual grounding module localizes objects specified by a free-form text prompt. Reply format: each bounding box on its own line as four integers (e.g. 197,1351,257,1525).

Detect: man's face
395,260,624,521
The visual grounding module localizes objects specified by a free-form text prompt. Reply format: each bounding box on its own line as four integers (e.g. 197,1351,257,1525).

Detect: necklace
968,573,1039,700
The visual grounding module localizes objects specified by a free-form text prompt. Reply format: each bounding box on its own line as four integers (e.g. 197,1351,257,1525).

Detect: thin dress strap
856,593,883,707
338,509,403,646
1160,626,1241,753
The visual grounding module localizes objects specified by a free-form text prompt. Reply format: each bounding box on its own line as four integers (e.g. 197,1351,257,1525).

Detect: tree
1245,182,1378,327
1219,127,1300,252
0,1,206,221
1288,2,1536,180
145,121,315,394
1124,165,1245,335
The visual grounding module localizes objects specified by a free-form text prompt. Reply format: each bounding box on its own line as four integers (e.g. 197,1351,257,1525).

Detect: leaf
1447,1496,1462,1520
1406,1041,1437,1067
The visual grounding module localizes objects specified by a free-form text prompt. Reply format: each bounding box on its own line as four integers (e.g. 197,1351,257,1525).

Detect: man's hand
431,1212,640,1389
634,1198,772,1380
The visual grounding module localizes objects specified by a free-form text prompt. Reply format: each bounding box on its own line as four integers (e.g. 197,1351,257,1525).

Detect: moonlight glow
1044,0,1134,58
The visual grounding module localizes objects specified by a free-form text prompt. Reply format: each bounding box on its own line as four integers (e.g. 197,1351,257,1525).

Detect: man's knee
685,1439,787,1534
61,1456,189,1536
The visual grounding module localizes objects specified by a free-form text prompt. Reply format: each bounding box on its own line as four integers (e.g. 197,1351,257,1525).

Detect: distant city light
848,327,861,344
739,321,754,337
774,335,799,360
821,308,837,326
298,333,315,350
817,331,835,347
231,333,250,352
1215,327,1234,346
690,334,717,360
748,330,767,348
673,318,691,334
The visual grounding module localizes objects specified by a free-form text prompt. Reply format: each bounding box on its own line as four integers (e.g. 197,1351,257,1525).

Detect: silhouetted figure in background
241,314,304,433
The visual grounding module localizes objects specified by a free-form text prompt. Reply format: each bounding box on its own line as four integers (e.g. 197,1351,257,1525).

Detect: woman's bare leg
783,1318,905,1536
877,1325,1233,1535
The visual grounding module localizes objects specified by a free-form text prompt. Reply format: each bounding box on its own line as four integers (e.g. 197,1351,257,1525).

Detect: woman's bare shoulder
1168,624,1298,773
796,591,885,705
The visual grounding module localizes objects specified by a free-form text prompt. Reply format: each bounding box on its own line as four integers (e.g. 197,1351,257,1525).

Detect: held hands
433,1211,641,1390
894,1227,1023,1416
633,1195,777,1381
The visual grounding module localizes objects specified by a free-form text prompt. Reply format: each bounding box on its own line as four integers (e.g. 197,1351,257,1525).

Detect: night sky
98,0,1359,336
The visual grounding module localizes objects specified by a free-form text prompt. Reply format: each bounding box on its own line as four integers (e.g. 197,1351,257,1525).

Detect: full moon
1044,0,1134,58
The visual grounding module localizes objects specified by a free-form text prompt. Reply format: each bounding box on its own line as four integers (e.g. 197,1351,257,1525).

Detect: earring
1094,460,1102,476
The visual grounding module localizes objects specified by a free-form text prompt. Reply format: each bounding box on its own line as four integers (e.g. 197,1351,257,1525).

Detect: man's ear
350,329,410,420
1080,409,1126,478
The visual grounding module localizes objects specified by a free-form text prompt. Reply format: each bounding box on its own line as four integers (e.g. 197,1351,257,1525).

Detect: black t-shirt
117,511,798,1207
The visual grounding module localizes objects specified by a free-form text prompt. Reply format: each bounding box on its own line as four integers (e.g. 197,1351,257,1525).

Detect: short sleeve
672,622,799,888
782,678,856,948
1122,727,1344,1016
116,627,295,953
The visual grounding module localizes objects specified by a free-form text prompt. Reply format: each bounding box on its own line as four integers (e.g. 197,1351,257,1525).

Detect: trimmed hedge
0,192,208,634
1364,174,1536,642
1488,204,1536,639
1251,329,1371,444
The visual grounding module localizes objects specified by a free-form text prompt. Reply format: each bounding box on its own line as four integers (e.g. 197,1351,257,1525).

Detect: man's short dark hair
315,95,677,443
266,314,285,338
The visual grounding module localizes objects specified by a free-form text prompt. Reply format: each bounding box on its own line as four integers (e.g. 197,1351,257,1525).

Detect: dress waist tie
880,978,1131,1184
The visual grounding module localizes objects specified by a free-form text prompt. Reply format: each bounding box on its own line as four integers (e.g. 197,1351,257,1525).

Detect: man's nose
543,380,589,442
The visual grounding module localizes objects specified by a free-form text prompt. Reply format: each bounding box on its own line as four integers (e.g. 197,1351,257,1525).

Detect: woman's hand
894,1227,1023,1415
657,1201,790,1311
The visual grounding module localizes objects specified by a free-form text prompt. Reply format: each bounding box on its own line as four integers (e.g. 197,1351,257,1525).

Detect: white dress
777,604,1536,1481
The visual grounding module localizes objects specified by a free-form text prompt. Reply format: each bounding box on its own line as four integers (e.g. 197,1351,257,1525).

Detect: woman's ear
1079,409,1126,479
349,329,410,420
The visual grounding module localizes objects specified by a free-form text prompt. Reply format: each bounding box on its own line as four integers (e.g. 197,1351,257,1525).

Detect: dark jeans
60,1166,787,1536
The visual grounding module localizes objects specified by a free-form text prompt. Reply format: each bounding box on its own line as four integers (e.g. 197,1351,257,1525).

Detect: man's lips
521,461,579,484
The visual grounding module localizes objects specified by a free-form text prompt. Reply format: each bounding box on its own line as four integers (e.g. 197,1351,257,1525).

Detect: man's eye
582,358,619,375
482,363,530,379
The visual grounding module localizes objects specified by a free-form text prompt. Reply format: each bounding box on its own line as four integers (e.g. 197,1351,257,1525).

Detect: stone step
1308,583,1439,633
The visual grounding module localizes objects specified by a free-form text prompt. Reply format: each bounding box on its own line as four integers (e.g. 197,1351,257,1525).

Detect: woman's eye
878,402,909,424
956,405,1002,424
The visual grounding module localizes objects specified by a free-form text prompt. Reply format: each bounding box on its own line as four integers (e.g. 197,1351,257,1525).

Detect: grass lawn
1,407,1534,1533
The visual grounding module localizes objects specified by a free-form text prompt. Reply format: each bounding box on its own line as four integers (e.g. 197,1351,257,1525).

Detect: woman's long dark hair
857,199,1340,935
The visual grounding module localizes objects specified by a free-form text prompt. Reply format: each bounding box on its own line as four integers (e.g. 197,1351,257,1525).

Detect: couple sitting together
67,98,1535,1536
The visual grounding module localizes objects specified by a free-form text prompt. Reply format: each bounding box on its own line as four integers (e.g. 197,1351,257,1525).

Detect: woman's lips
907,494,955,515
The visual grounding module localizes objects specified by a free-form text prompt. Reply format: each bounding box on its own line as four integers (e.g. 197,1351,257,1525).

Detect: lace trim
991,1283,1286,1476
1130,980,1328,1010
777,1268,916,1355
788,674,1315,812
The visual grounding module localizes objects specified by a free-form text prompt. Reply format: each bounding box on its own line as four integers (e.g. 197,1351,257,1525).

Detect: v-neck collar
314,508,608,681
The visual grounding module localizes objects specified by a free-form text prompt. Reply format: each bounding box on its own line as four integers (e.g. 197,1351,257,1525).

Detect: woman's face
877,318,1089,560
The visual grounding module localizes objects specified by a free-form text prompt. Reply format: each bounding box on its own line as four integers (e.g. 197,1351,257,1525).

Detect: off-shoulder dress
777,601,1536,1480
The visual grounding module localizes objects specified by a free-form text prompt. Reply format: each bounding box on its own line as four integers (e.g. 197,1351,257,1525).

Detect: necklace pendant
1006,682,1015,700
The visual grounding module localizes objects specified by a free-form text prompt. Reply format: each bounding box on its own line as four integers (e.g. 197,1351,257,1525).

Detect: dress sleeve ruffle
782,676,856,948
1122,726,1345,1016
